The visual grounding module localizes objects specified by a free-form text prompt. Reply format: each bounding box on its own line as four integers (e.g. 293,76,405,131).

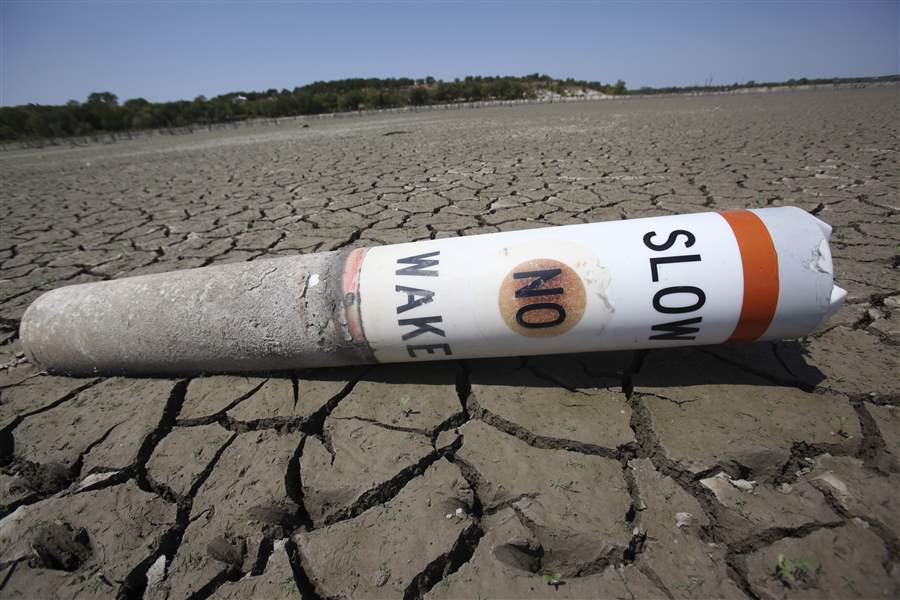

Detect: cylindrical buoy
20,206,846,376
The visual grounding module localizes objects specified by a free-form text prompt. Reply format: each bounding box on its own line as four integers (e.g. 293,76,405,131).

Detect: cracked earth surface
0,88,898,599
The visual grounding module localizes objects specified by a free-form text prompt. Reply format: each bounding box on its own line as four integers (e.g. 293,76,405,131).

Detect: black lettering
407,343,453,358
395,285,435,314
649,317,703,340
649,254,702,282
643,230,696,251
652,286,706,314
516,303,566,328
398,316,445,340
396,251,440,277
513,269,564,298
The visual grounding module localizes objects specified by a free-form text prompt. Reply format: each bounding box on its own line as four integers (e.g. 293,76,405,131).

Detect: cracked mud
1,89,898,598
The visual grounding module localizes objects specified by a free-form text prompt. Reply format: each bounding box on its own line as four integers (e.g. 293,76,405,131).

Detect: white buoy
20,206,846,376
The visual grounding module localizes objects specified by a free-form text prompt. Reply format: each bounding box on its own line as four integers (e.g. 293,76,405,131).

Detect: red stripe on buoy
341,247,369,343
719,210,780,342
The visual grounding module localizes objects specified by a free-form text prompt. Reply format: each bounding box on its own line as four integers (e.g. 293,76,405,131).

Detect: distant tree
433,83,452,103
362,88,379,109
456,80,482,101
338,89,365,111
84,92,122,130
86,92,118,107
612,80,626,95
318,92,338,112
409,87,429,106
27,109,53,138
123,97,150,109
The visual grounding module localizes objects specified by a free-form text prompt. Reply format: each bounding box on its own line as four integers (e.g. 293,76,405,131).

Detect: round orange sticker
498,258,586,337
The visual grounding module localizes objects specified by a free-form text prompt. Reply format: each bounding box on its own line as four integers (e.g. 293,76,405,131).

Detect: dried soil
1,88,898,598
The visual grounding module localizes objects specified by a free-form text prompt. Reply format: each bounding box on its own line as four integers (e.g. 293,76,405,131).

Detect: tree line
632,74,899,95
0,74,625,142
2,73,895,142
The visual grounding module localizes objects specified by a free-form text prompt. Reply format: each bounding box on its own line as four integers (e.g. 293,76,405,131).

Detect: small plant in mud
282,575,296,591
87,575,111,594
841,575,858,594
550,479,578,493
543,570,563,589
399,396,412,418
774,553,815,588
833,416,851,438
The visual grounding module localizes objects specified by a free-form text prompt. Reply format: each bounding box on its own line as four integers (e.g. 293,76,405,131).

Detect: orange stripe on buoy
719,210,780,342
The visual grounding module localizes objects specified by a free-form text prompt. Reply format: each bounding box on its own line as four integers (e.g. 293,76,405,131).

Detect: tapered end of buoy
810,213,833,240
824,285,847,320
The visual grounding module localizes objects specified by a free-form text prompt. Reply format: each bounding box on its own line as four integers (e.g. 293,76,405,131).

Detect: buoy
20,206,846,376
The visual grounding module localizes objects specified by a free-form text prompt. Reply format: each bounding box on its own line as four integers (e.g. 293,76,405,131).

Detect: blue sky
1,1,898,106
